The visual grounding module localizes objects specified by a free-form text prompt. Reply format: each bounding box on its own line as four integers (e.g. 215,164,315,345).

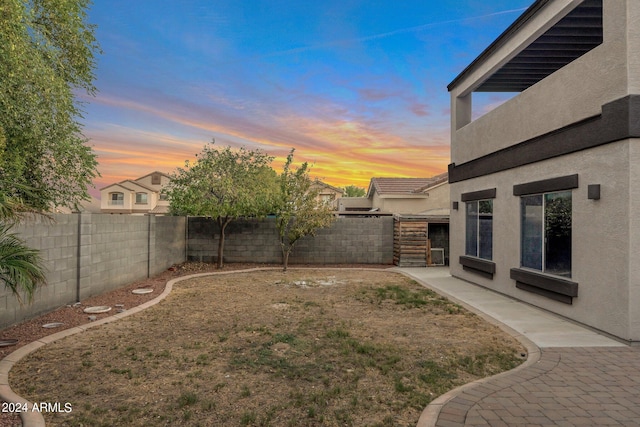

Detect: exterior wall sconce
588,184,600,200
452,201,459,210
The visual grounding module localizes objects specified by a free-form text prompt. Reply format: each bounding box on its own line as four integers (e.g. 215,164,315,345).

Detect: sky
82,0,534,197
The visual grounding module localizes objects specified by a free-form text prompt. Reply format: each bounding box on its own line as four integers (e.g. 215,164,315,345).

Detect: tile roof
368,173,448,196
150,205,170,214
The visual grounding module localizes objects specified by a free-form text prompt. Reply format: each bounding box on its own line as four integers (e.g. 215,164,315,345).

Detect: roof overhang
448,0,603,93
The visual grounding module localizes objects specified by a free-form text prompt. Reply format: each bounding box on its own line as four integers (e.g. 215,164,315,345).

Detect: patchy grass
10,270,525,426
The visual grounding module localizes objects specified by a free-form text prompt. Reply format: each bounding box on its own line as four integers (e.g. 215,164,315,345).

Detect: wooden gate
393,215,428,267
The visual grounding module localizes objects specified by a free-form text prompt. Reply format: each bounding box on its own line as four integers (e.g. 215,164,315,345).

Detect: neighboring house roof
136,171,171,182
412,172,449,193
150,204,170,214
100,180,156,193
367,173,448,198
314,180,344,195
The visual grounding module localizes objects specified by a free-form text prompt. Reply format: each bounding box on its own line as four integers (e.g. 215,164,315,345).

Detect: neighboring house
448,0,640,341
100,171,171,214
339,173,449,215
312,180,344,210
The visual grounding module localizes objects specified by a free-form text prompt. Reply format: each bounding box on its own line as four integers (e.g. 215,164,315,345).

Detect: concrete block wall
188,218,280,263
187,217,394,265
153,216,187,276
0,213,186,329
79,214,149,299
0,214,79,328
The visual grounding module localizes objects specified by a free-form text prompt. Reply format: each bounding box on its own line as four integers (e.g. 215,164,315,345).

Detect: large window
136,192,148,204
465,199,492,260
109,192,124,205
521,191,571,277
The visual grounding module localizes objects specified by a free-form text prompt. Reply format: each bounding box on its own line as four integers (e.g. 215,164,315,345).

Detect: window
521,191,571,277
109,192,124,205
151,173,161,185
465,199,493,260
159,192,168,201
136,192,148,204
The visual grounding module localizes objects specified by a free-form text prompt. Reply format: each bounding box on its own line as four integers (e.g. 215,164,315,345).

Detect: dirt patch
6,268,525,426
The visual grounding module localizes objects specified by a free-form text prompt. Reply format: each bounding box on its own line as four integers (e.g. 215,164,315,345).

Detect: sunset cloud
83,0,531,196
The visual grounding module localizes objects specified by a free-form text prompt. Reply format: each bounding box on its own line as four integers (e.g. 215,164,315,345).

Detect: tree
0,186,47,303
0,0,100,211
165,142,279,268
343,185,366,197
276,149,335,271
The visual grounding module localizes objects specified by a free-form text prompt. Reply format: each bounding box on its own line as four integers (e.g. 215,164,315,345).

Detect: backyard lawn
10,269,525,426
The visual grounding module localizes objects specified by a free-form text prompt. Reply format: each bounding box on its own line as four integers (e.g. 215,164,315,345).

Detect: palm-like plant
0,223,46,303
0,185,46,303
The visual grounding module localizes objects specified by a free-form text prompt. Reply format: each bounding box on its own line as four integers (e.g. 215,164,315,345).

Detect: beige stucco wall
450,140,633,340
627,1,640,93
627,139,640,340
370,184,450,214
100,177,168,213
100,185,134,212
423,183,450,212
371,194,426,214
451,0,628,165
448,1,640,341
136,173,171,191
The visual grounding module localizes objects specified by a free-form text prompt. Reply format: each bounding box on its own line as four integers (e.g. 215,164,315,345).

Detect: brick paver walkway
435,347,640,427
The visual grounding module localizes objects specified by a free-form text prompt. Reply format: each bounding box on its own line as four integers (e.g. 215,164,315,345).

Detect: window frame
465,199,493,260
459,188,496,279
511,174,579,304
109,192,124,206
135,192,148,205
520,191,572,278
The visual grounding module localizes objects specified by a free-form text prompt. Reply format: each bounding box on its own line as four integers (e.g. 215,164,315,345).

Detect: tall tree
165,142,279,268
0,0,100,210
343,185,366,197
276,149,335,271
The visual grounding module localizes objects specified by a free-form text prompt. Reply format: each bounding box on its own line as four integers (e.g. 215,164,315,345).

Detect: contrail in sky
266,7,529,57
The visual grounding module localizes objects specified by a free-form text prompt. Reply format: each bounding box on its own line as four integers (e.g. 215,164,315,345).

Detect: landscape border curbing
400,268,541,427
0,266,540,427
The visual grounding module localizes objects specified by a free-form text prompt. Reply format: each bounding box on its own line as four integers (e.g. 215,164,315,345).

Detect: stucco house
312,180,344,210
448,0,640,342
100,171,171,214
339,173,449,215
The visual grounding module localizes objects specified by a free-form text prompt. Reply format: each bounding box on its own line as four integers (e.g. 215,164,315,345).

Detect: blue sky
82,0,534,193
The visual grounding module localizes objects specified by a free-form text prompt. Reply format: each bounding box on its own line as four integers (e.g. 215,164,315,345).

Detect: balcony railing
108,200,124,206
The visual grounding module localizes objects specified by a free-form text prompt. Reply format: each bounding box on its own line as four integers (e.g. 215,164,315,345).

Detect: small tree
165,142,279,268
343,185,366,197
276,149,335,271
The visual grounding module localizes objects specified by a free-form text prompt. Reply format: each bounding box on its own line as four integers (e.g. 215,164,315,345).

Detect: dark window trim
461,188,496,202
460,255,496,280
510,267,578,304
513,174,578,196
449,95,640,183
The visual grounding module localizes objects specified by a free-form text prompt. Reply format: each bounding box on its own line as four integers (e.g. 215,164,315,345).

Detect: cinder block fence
1,215,394,329
0,214,186,329
187,216,394,265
